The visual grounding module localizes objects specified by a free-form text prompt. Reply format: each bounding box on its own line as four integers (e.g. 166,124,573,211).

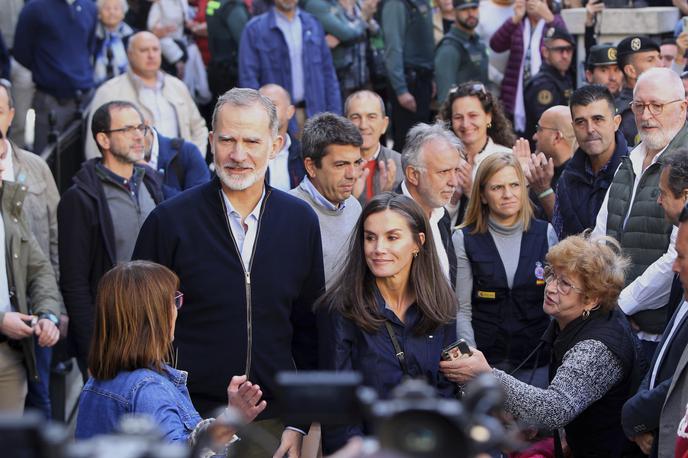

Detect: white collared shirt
221,189,266,271
0,210,10,313
148,129,160,171
401,181,450,280
268,133,292,192
593,141,676,341
1,140,15,182
650,300,688,389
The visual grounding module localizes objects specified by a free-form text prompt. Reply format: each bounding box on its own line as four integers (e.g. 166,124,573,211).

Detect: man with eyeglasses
614,35,661,148
434,0,488,104
622,152,688,457
593,67,688,361
58,100,163,374
524,26,575,143
521,105,575,221
85,32,208,160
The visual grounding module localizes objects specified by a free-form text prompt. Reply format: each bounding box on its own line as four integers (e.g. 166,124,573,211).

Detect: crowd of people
6,0,688,457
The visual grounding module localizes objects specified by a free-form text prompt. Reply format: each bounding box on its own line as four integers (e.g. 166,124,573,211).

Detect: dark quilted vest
605,123,688,334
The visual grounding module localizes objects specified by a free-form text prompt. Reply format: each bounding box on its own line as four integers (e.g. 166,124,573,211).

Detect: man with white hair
399,122,463,288
593,67,688,358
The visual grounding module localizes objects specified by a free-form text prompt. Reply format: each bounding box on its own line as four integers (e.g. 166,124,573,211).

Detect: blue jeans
24,337,52,419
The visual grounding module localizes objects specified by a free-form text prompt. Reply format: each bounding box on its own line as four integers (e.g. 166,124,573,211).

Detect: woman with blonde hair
442,234,645,457
453,152,557,386
76,261,265,449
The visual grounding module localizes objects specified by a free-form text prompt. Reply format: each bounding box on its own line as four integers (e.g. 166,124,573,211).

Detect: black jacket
132,178,324,418
58,159,162,365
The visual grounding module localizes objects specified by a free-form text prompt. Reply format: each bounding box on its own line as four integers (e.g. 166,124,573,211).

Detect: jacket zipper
219,188,271,378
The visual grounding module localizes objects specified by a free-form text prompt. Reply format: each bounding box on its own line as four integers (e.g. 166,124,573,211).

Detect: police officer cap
452,0,479,9
544,26,575,46
587,43,617,67
616,35,660,59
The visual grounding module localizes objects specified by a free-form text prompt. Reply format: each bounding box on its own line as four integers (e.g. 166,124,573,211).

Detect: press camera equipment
0,372,517,458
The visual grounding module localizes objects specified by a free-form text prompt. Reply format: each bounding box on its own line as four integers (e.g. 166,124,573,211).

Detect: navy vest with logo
462,219,550,370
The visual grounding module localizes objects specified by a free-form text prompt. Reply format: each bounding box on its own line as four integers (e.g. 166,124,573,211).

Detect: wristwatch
38,312,60,326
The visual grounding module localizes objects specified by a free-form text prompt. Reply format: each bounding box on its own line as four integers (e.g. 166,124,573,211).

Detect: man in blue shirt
238,0,341,136
13,0,97,154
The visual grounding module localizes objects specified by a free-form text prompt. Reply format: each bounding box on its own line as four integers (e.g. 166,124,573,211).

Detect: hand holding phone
441,339,472,361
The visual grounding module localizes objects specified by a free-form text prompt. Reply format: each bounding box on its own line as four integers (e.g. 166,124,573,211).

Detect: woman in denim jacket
75,261,266,450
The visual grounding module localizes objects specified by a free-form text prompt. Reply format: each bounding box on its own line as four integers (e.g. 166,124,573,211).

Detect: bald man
519,105,576,221
552,84,627,239
85,31,208,159
259,83,305,191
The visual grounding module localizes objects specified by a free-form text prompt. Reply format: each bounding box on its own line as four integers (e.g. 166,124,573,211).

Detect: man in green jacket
0,124,61,413
382,0,434,151
434,0,488,104
206,0,250,101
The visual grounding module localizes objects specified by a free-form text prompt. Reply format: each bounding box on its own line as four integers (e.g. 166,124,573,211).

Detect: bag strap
384,321,409,376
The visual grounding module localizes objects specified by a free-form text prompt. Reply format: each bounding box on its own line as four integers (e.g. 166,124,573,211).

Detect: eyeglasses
629,99,683,116
174,291,184,309
103,124,149,136
536,124,559,133
543,266,583,296
546,45,574,54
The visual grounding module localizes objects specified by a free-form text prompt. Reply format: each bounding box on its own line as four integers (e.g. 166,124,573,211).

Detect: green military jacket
381,0,434,95
434,27,488,103
0,180,61,381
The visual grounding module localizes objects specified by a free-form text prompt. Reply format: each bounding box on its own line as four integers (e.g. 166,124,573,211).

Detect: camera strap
384,322,409,376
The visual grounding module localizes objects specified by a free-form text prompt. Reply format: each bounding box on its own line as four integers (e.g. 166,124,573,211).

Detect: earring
486,122,492,129
413,251,419,258
582,309,591,320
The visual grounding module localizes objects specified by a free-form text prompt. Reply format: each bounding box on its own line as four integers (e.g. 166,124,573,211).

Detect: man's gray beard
639,124,681,151
215,160,268,191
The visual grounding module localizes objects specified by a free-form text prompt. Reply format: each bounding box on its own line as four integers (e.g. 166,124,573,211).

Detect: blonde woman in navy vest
453,152,557,386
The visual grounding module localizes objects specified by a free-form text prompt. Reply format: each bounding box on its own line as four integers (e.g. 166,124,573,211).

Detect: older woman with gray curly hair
441,234,646,457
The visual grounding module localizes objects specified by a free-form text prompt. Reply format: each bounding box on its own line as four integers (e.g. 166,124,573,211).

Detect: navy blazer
622,284,688,454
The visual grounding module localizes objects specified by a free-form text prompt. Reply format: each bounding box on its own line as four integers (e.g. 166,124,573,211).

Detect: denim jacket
75,364,202,442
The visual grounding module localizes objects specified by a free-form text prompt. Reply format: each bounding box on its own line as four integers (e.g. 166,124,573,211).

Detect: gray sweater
452,218,558,345
289,183,362,287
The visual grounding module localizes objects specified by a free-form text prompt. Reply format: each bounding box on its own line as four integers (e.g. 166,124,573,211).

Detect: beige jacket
84,71,208,159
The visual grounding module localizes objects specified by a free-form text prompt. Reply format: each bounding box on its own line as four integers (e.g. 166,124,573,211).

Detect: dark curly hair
438,82,517,148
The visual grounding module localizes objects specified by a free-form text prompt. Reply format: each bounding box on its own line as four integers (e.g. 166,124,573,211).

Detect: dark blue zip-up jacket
319,289,457,453
553,130,628,240
132,177,324,418
238,8,342,118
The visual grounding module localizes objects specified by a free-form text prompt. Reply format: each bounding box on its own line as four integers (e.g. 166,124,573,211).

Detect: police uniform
382,0,435,151
434,0,488,103
586,43,618,92
524,26,574,141
615,35,660,147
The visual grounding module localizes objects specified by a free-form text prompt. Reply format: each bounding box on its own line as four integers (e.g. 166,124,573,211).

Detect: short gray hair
212,88,279,138
344,90,386,117
401,122,464,171
97,0,128,15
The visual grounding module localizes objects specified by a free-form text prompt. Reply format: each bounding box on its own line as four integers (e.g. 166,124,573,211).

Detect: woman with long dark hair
318,192,458,453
